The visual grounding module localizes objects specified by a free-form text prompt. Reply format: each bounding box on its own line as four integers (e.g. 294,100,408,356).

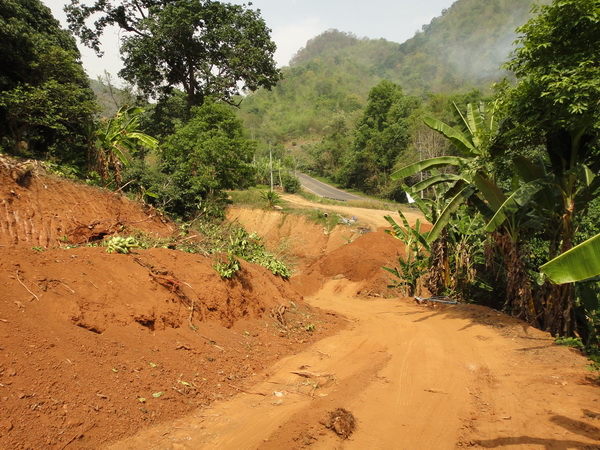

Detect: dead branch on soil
290,370,333,379
228,383,267,396
270,305,287,327
133,257,203,327
15,270,39,301
198,335,225,351
60,423,96,450
59,280,75,293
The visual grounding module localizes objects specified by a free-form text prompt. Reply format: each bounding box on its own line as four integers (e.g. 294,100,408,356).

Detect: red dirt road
111,279,600,449
1,163,598,449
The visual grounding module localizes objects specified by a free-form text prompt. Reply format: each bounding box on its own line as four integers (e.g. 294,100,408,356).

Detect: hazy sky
42,0,457,81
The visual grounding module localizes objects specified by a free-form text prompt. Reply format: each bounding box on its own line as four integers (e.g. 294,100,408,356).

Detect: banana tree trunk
493,232,537,324
543,192,577,336
426,231,450,296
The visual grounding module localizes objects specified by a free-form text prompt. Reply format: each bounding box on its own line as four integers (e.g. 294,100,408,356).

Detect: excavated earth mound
230,206,432,298
0,158,174,247
0,161,345,449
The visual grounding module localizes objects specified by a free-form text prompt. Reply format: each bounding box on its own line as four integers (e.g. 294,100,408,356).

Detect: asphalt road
297,173,364,202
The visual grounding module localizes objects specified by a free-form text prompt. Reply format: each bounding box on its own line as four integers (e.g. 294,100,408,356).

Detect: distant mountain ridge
239,0,549,142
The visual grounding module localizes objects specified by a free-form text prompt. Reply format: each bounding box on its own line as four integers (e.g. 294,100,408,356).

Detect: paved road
297,173,363,201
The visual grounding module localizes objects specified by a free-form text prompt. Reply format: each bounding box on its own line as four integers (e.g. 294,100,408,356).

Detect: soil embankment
0,164,343,448
1,162,598,449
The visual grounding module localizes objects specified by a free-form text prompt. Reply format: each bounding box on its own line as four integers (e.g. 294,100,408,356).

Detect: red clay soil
0,162,345,449
1,159,599,449
0,158,174,248
228,206,427,298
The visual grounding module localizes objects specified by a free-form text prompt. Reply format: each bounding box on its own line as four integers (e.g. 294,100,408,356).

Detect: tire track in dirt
109,279,600,449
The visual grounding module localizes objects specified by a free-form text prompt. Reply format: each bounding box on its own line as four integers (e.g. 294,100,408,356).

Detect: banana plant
541,233,600,284
391,102,498,243
94,106,158,184
383,210,430,296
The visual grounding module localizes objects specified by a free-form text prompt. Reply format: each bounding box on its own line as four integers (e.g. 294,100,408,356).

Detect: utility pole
269,145,274,192
418,140,424,198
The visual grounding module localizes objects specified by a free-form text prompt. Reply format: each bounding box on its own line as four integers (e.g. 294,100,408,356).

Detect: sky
42,0,457,82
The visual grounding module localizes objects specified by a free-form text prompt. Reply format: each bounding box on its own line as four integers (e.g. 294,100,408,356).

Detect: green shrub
282,172,301,193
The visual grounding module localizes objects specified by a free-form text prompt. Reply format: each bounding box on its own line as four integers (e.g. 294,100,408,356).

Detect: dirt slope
1,161,598,449
0,161,174,247
0,162,345,449
228,204,429,298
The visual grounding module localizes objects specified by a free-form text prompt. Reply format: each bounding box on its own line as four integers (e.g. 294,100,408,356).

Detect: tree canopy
0,0,96,164
338,80,420,197
66,0,281,108
153,100,256,218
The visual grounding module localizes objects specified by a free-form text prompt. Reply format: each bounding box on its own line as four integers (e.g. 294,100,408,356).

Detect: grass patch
228,186,270,208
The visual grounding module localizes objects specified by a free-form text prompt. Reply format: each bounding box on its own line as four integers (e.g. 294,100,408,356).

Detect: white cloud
272,18,325,67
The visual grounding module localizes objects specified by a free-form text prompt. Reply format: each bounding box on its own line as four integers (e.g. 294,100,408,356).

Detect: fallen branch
60,281,75,294
228,383,267,396
16,271,39,301
199,335,225,351
290,370,333,379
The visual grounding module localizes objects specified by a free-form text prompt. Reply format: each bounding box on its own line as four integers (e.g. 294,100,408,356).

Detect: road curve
297,173,364,202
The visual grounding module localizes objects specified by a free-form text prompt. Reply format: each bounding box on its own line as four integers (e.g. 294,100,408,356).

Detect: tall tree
0,0,96,164
339,80,419,196
158,100,256,218
66,0,281,108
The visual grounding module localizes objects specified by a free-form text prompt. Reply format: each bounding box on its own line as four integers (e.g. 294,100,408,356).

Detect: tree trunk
426,232,450,296
544,283,576,336
493,232,537,324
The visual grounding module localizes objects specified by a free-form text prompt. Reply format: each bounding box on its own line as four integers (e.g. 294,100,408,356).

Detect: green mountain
238,0,548,143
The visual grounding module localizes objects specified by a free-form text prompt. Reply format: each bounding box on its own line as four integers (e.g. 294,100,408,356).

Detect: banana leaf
473,173,506,212
484,180,545,232
464,103,483,149
128,131,159,149
410,173,462,192
385,210,430,249
540,233,600,284
401,183,433,222
513,156,546,182
390,156,468,181
426,185,475,243
423,116,475,155
384,213,409,241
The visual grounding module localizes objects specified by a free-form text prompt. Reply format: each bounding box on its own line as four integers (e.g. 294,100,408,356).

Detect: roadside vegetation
0,0,597,367
384,0,600,368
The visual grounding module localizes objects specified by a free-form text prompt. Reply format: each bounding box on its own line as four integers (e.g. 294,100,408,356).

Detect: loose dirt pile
0,164,344,449
229,205,425,297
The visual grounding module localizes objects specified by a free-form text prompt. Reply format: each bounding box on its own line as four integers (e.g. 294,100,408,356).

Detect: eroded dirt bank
1,163,598,449
0,164,346,449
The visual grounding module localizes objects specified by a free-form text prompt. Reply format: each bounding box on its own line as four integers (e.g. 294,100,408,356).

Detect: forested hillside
237,0,549,143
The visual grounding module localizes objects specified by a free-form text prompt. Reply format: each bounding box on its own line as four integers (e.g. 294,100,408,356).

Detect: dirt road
280,193,422,230
2,165,597,449
111,280,600,449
